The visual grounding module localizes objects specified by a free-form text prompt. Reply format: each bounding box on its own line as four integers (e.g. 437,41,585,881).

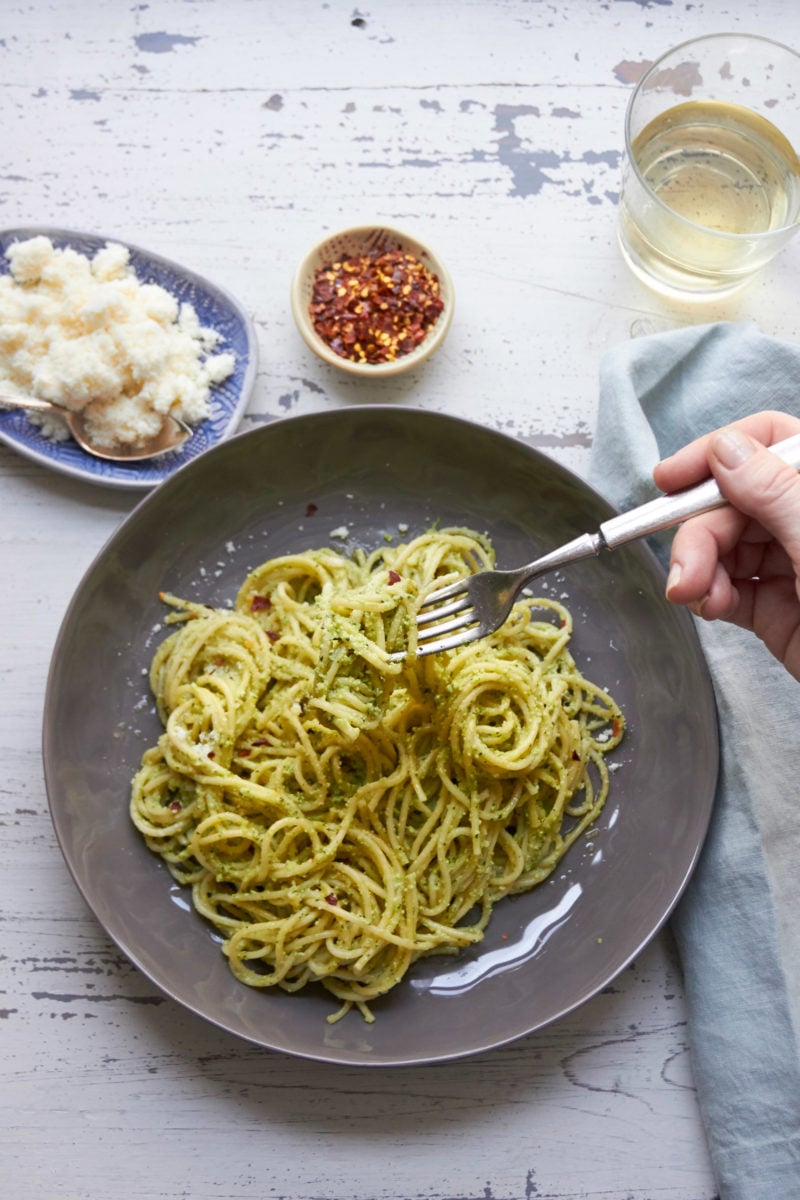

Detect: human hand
653,410,800,682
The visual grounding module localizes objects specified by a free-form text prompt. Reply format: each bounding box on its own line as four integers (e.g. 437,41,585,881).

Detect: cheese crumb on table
0,235,236,449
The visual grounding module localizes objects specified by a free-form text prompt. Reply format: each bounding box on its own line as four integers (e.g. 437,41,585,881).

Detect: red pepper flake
612,717,622,738
207,751,216,759
250,594,272,612
266,629,279,642
309,247,444,365
305,502,319,517
387,569,401,585
251,737,270,746
325,893,338,906
237,748,251,757
169,800,182,813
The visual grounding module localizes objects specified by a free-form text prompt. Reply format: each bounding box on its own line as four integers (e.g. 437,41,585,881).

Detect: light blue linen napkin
591,322,800,1199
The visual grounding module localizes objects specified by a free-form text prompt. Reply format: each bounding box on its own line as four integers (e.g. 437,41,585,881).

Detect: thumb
710,427,800,568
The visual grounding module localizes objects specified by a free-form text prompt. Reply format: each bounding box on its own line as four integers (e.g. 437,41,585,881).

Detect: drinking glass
618,33,800,298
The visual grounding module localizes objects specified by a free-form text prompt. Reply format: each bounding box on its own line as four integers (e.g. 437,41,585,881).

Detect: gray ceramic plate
44,407,718,1066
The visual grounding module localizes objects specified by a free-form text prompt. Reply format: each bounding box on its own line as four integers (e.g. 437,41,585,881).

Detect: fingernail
712,427,756,469
689,597,707,619
666,562,682,596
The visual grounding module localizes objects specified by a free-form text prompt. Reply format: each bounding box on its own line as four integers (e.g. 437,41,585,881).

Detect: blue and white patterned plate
0,227,258,490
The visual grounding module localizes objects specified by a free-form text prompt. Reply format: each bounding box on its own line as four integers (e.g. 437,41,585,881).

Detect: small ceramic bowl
290,223,454,378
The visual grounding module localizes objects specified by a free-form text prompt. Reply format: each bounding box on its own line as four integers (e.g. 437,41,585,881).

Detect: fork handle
598,432,800,550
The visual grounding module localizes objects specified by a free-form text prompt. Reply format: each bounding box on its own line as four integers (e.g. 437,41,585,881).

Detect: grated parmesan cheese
0,235,235,449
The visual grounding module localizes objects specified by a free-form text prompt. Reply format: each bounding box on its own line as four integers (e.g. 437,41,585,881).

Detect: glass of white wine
618,33,800,298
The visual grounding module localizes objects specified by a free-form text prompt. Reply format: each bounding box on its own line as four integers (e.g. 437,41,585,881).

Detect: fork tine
415,625,482,656
387,620,481,662
416,593,473,627
386,599,481,662
416,609,478,640
418,578,470,608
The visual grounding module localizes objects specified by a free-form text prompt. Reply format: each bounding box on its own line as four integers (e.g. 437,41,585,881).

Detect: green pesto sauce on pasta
130,527,624,1023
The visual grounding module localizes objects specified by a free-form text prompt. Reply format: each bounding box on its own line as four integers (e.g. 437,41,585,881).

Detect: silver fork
397,432,800,659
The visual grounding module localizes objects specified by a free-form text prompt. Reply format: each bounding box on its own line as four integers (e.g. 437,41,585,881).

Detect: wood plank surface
3,2,799,1196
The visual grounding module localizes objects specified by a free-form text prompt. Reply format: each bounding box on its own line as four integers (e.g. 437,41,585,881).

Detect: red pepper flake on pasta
250,594,272,612
309,247,444,365
387,569,401,585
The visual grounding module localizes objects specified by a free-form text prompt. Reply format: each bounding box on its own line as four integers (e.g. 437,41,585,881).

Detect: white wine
619,99,800,295
634,100,800,233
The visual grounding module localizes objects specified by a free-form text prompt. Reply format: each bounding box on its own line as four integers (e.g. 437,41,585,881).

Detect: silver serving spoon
0,392,192,461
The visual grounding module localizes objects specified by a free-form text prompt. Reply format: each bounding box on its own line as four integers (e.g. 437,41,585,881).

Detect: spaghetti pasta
130,527,624,1021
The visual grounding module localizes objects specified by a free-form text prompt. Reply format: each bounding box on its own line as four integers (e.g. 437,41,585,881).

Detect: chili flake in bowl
291,224,454,377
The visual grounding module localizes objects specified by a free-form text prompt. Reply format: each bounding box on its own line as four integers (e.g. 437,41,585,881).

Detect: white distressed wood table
3,2,799,1197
